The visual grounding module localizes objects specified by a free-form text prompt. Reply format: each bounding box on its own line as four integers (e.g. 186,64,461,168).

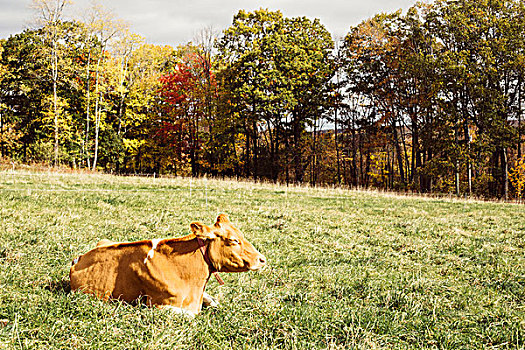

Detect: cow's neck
196,237,215,272
160,237,214,281
196,237,225,285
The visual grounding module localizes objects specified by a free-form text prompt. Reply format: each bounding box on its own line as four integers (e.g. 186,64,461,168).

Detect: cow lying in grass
69,214,266,316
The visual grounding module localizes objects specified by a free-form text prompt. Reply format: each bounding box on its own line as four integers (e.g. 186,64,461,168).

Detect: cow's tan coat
69,214,265,315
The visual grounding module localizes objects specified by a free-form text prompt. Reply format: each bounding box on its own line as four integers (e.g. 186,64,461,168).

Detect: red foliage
156,49,217,154
159,64,193,107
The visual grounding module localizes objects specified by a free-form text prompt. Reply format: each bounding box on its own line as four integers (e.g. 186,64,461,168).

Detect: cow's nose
249,254,267,271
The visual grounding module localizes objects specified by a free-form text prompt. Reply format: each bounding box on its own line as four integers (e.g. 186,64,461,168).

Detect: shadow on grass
44,278,71,294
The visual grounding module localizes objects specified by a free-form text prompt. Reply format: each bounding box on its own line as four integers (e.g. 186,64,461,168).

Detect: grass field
0,171,523,349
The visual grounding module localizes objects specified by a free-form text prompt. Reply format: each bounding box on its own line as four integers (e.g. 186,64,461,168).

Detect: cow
69,214,266,317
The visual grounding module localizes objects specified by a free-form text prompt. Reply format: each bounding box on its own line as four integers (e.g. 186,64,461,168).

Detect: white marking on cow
72,257,79,265
202,292,219,308
143,238,162,264
161,305,196,318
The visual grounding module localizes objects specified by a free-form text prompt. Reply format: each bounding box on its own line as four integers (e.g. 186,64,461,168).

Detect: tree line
1,0,525,199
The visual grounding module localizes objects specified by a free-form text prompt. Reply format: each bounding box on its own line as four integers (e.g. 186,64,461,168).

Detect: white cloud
0,0,419,45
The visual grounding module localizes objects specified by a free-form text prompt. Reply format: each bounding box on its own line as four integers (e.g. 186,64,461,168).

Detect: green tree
217,9,334,182
428,0,521,198
217,9,286,179
280,16,335,183
0,29,48,161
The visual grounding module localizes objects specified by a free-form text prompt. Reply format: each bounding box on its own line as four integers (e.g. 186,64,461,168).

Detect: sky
0,0,418,47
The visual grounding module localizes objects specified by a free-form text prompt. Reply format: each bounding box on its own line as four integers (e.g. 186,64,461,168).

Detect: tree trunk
244,118,250,178
292,110,305,183
411,117,418,185
92,92,102,171
400,119,410,184
53,37,59,166
364,149,371,187
519,75,522,159
455,117,460,196
391,117,405,185
310,117,319,186
358,131,363,188
265,118,280,182
92,47,105,172
190,114,199,177
353,117,359,188
428,150,433,192
462,88,472,196
0,112,3,158
503,147,508,200
334,106,341,185
85,50,91,169
252,118,258,179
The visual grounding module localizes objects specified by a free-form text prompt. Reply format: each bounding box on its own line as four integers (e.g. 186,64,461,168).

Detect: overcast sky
0,0,418,46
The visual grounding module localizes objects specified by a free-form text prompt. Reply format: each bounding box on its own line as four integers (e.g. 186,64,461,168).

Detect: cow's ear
215,214,230,226
190,222,216,239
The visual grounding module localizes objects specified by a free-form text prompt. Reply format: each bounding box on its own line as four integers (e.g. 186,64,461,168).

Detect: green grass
0,171,524,349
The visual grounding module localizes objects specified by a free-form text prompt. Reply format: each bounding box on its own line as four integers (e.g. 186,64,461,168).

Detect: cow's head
190,214,266,272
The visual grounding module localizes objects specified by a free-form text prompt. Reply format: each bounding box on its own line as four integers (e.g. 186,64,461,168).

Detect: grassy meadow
0,171,524,349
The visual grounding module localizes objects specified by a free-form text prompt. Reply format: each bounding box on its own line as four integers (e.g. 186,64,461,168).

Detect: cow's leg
202,292,219,308
160,305,196,319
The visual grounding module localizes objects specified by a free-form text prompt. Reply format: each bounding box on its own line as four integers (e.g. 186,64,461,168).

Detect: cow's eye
229,238,240,245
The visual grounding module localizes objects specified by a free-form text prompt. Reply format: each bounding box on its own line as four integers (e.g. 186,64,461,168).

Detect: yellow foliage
367,151,389,182
123,138,145,156
509,156,525,203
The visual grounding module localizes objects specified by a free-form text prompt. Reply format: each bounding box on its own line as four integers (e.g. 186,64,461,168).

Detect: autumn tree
31,0,73,165
157,44,216,176
344,12,411,188
509,156,525,202
113,43,174,173
341,0,525,198
0,39,8,158
79,2,127,170
3,0,525,199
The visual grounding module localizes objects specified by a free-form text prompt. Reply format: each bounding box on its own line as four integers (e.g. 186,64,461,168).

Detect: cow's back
70,242,148,302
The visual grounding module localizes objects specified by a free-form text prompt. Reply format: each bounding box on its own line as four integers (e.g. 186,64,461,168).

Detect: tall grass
0,171,523,349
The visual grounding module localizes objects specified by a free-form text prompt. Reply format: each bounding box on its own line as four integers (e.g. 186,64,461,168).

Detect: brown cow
69,214,266,316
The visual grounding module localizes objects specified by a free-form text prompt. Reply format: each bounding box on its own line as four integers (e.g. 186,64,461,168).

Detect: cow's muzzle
249,253,267,271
